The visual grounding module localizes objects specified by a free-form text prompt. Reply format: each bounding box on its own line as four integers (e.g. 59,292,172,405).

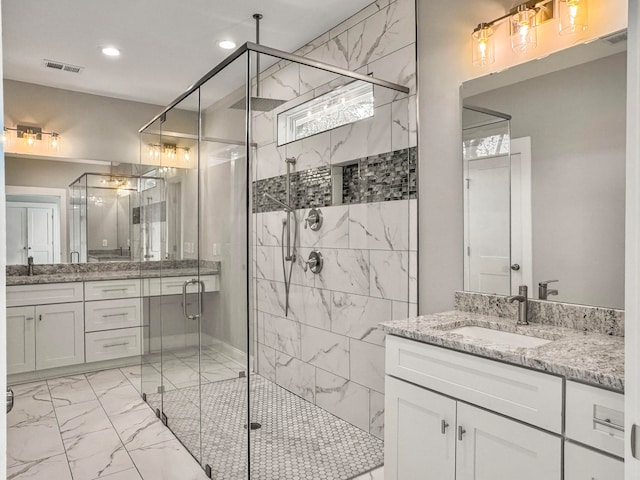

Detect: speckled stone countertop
380,311,624,392
6,266,220,286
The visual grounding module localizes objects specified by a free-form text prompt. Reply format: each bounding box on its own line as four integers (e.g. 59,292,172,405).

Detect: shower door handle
182,279,200,320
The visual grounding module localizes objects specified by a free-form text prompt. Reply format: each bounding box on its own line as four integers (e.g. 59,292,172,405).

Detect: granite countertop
380,310,624,392
6,268,220,286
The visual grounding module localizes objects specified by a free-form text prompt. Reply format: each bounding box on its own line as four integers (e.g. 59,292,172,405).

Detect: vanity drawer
7,282,83,307
143,275,220,297
565,381,624,457
386,335,563,433
564,442,624,480
85,327,142,362
84,279,141,301
85,298,142,332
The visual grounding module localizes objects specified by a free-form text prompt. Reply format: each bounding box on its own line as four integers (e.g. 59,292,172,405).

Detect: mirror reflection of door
463,107,533,295
6,202,57,264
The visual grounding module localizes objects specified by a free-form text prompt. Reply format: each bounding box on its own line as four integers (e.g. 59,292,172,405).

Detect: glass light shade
558,0,588,35
472,24,495,67
49,133,60,151
510,7,537,53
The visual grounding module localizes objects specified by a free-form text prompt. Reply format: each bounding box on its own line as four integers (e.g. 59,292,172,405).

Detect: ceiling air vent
43,59,84,74
601,29,628,45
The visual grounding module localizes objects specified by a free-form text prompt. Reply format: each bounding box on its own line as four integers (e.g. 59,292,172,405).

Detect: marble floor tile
64,427,135,480
48,375,97,407
110,407,175,451
97,385,147,417
99,468,144,480
55,399,112,440
7,382,54,428
7,414,65,467
129,439,210,480
119,365,142,393
6,453,73,480
86,369,131,394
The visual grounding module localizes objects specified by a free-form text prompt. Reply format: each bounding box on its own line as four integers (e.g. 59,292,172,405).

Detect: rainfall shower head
263,193,293,213
230,13,287,113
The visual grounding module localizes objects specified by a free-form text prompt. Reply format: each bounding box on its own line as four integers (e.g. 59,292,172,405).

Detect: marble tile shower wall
252,0,417,438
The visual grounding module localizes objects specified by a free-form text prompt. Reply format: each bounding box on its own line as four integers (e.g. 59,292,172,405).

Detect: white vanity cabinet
385,335,580,480
7,283,85,375
7,302,84,374
564,442,624,480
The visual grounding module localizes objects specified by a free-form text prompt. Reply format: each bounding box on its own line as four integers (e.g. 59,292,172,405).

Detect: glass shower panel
248,50,415,479
462,107,511,295
155,89,203,463
138,117,164,417
197,52,250,479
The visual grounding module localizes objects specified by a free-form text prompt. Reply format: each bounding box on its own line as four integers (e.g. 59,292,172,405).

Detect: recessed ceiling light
218,40,236,50
101,46,121,57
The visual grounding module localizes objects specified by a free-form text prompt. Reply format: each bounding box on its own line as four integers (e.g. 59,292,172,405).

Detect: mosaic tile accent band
454,291,625,337
253,146,417,213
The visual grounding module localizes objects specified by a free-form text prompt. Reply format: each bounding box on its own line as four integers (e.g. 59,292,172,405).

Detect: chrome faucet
538,280,559,300
507,285,529,325
27,256,35,276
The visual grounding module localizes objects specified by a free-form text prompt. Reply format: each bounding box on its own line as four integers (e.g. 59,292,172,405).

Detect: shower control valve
304,208,323,231
302,250,323,274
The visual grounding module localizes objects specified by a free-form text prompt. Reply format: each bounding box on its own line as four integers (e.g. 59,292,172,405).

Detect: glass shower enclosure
138,42,412,479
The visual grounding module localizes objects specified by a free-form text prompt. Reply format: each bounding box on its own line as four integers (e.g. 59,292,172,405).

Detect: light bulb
472,23,494,67
559,0,588,35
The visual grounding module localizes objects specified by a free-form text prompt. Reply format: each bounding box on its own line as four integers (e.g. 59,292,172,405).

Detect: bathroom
1,0,639,479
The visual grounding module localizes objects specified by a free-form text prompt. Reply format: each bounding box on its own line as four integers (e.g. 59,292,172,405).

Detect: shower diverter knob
302,250,323,274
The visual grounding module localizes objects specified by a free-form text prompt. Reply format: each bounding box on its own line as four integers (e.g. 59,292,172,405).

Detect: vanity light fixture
2,125,62,150
147,143,191,164
558,0,588,35
471,0,588,66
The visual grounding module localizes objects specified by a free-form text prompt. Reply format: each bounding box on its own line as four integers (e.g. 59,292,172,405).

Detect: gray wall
5,156,110,189
467,53,626,308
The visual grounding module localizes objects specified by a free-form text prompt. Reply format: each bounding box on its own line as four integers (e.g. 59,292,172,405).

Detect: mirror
4,156,192,266
462,38,627,309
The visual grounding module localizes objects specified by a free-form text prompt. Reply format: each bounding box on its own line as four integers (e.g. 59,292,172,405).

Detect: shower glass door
139,49,251,478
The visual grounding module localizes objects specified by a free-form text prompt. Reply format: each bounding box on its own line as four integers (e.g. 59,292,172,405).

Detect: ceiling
2,0,373,107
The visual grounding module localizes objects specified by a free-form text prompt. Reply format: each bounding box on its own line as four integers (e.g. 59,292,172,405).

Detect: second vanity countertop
380,310,624,393
6,267,220,286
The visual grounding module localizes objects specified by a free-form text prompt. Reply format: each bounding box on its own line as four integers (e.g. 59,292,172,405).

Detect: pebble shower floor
148,374,384,479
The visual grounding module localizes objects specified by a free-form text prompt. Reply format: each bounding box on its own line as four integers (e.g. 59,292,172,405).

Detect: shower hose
281,210,298,316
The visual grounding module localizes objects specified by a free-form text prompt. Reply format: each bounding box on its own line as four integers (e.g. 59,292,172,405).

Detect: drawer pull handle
458,426,466,441
103,342,129,348
441,420,449,435
593,417,624,432
102,313,128,318
102,288,128,292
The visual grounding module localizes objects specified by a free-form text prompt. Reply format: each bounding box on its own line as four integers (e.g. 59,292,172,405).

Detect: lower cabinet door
385,376,456,480
456,402,561,480
564,442,624,480
35,302,84,370
7,306,36,374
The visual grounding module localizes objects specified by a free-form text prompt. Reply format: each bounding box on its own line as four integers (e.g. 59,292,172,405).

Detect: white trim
626,0,640,475
6,185,68,262
511,137,533,292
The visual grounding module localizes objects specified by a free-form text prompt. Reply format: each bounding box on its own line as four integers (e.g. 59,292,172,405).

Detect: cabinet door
456,403,561,480
385,376,456,480
35,303,84,370
564,442,624,480
7,306,36,374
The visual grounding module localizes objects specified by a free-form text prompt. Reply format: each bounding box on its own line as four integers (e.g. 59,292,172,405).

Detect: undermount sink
449,326,553,348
